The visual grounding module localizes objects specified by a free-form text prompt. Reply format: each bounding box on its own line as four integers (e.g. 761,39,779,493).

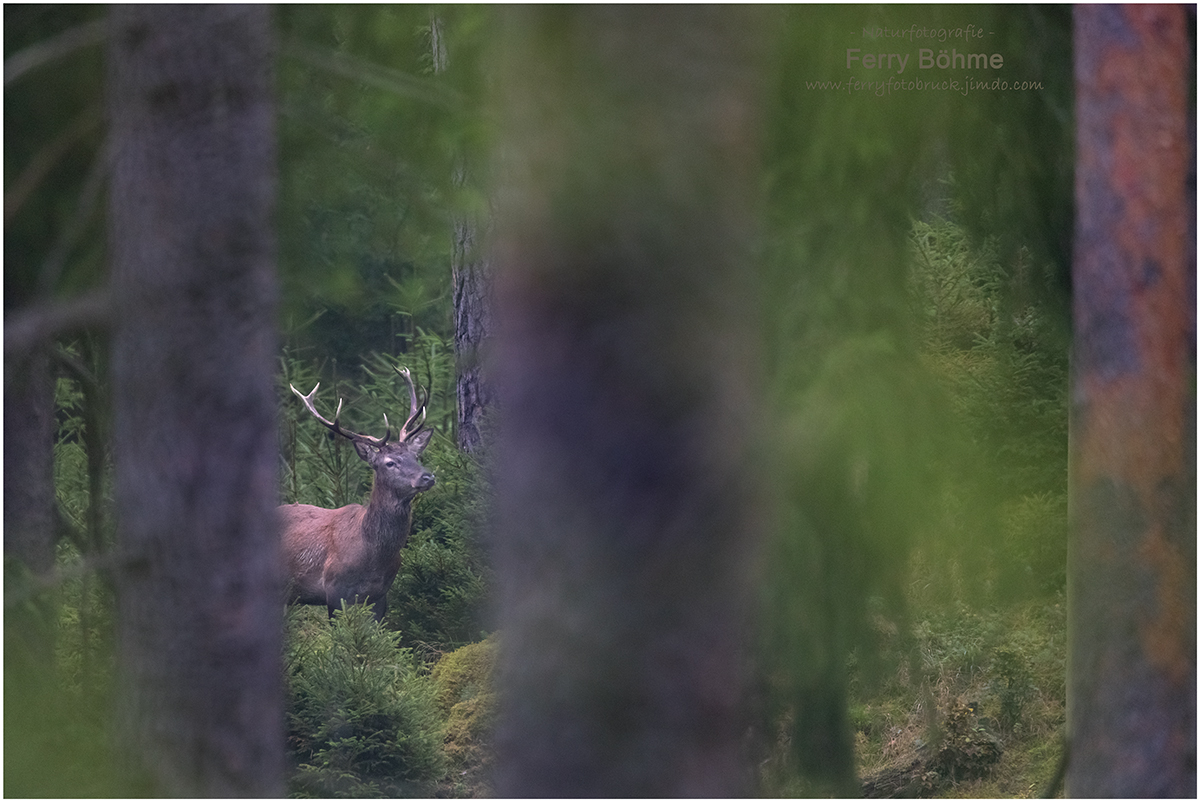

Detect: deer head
290,366,435,500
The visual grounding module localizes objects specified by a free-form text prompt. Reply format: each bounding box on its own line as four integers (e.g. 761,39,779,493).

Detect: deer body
280,368,434,619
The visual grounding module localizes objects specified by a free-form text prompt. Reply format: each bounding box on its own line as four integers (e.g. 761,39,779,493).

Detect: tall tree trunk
490,7,767,796
432,13,495,454
1069,5,1196,796
107,6,284,796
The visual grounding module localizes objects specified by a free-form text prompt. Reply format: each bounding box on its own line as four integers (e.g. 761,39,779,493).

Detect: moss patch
431,635,498,796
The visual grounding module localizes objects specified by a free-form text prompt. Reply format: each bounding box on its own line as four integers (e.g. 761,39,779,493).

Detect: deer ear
353,440,375,462
408,428,433,454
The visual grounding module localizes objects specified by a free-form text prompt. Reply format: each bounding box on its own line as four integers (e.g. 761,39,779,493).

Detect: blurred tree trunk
4,348,58,579
107,6,284,796
3,345,59,707
490,7,767,796
432,13,495,455
1069,5,1196,797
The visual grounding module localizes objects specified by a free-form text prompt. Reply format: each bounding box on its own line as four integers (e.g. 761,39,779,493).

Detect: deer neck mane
361,484,414,549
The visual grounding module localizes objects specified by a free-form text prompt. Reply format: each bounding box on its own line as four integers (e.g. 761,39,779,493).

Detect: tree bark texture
451,213,494,454
490,7,766,796
107,6,284,796
1069,5,1196,797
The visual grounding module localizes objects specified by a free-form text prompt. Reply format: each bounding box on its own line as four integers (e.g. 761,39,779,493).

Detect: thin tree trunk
1068,5,1196,796
107,6,284,795
490,7,767,796
451,213,494,454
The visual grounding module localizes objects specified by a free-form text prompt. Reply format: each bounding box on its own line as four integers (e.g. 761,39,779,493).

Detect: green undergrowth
283,605,498,798
284,604,446,798
851,581,1066,798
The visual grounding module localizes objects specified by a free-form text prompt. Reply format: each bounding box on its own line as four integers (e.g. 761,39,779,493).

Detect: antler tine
291,383,334,428
395,366,418,410
290,383,387,448
404,402,427,437
394,365,427,438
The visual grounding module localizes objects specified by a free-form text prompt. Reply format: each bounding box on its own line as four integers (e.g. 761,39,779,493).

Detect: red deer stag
280,367,434,619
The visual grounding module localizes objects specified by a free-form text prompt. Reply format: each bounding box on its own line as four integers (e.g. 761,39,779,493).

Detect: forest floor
434,585,1068,798
851,592,1067,798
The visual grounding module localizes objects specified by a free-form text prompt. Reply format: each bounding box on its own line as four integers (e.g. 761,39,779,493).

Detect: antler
394,366,427,439
290,366,427,449
290,383,390,449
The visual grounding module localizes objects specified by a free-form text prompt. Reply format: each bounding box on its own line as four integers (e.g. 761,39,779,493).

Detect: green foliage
362,330,456,438
5,4,108,305
943,7,1075,284
1000,492,1068,596
756,8,1065,788
914,606,997,686
53,368,90,526
761,93,1069,785
388,427,492,653
834,210,1069,792
275,6,493,367
910,216,1069,502
908,215,1068,599
989,648,1034,736
285,604,446,798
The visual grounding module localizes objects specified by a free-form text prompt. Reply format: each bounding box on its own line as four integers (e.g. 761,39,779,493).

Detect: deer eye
383,459,395,468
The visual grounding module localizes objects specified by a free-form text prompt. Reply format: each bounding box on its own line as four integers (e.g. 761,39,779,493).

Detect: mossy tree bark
107,6,284,795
